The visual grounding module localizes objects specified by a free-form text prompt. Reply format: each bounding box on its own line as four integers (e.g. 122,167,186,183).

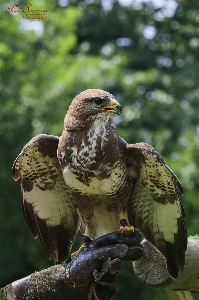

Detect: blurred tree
1,0,199,299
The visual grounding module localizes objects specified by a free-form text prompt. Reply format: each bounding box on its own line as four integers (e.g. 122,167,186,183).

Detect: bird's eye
94,98,103,105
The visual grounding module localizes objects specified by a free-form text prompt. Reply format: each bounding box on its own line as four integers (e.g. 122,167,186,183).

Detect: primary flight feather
12,89,187,278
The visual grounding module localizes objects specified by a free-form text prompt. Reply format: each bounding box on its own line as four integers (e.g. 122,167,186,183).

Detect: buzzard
12,89,187,279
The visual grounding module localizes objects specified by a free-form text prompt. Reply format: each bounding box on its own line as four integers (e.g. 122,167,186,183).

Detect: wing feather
125,142,187,279
12,134,79,263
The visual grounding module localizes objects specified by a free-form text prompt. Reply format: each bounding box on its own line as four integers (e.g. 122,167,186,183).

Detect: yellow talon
71,243,86,257
120,225,134,233
71,225,91,257
119,212,134,232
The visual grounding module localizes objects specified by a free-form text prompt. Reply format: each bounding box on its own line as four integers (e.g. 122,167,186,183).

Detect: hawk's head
64,89,122,130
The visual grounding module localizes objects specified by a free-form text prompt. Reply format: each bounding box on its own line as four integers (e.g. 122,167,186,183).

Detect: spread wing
124,142,187,279
12,134,79,263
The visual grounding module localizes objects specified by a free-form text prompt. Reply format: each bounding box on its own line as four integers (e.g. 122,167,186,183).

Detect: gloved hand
69,229,143,300
1,229,143,300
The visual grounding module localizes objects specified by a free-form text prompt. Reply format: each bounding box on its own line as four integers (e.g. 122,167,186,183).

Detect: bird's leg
71,225,92,258
82,225,92,245
119,212,134,233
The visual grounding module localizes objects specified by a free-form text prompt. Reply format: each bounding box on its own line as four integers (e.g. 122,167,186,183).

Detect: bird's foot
120,218,134,235
71,234,92,258
120,225,135,233
71,243,86,258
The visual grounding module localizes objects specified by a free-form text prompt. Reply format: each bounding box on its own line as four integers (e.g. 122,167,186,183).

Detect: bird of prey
12,89,187,279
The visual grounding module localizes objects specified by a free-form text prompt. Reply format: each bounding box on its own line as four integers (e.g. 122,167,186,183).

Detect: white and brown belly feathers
58,115,132,239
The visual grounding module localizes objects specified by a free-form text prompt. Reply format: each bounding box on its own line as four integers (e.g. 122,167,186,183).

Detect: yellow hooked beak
101,99,122,115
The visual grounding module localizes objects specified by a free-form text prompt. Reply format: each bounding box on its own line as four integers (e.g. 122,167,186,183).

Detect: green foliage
1,0,199,298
